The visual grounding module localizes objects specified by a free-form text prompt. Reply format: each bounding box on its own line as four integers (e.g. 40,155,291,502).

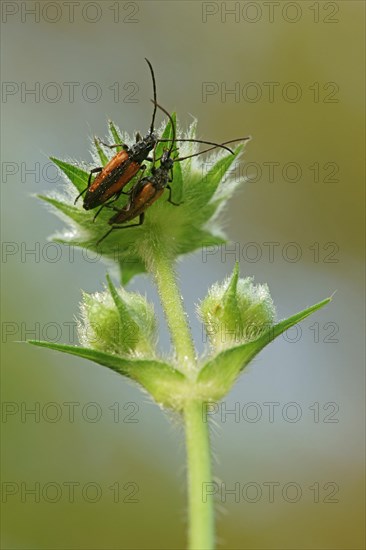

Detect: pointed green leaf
105,274,139,344
38,195,88,225
190,145,243,209
222,261,242,331
176,228,226,255
106,273,134,320
109,121,124,152
197,297,332,400
28,340,187,409
50,157,89,193
119,259,147,285
29,341,129,373
94,137,109,166
263,298,332,345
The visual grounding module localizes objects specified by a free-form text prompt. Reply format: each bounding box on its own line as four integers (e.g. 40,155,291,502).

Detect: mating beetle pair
75,59,249,244
98,102,247,244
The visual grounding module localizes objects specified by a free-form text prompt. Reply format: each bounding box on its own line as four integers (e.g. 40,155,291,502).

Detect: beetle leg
93,205,104,221
97,214,145,246
88,167,103,185
97,227,114,245
74,167,102,204
99,140,129,151
93,200,118,221
92,190,133,221
166,185,182,206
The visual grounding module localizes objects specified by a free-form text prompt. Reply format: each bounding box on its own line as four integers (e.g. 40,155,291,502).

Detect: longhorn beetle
74,58,158,212
75,59,236,217
97,102,250,244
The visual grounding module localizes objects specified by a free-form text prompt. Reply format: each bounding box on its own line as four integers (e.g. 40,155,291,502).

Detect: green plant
30,116,331,549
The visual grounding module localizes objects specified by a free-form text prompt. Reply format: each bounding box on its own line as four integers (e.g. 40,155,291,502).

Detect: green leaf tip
222,260,240,314
49,157,89,193
94,137,109,166
108,120,124,152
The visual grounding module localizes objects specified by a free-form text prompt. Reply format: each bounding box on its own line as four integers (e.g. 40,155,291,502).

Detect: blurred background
1,1,364,548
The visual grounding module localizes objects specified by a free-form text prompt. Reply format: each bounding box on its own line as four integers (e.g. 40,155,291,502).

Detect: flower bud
77,276,156,357
198,263,275,350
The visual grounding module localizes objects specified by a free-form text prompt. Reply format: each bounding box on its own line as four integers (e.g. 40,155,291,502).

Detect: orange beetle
98,103,250,244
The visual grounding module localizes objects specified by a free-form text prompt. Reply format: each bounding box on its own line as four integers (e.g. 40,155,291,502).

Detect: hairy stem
184,400,215,550
152,252,196,373
150,252,214,549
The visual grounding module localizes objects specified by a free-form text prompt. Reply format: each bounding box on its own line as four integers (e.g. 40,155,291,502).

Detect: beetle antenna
145,59,157,134
174,137,251,162
158,136,252,155
151,99,251,158
151,100,176,156
159,137,234,154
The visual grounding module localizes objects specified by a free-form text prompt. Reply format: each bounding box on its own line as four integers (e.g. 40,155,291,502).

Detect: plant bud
77,276,156,357
198,263,275,350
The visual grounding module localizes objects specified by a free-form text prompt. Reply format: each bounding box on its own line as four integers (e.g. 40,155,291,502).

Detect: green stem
152,252,196,373
184,400,215,550
150,252,214,549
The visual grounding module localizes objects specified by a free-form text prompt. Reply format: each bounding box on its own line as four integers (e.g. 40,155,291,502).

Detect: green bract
29,265,331,410
40,117,246,284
